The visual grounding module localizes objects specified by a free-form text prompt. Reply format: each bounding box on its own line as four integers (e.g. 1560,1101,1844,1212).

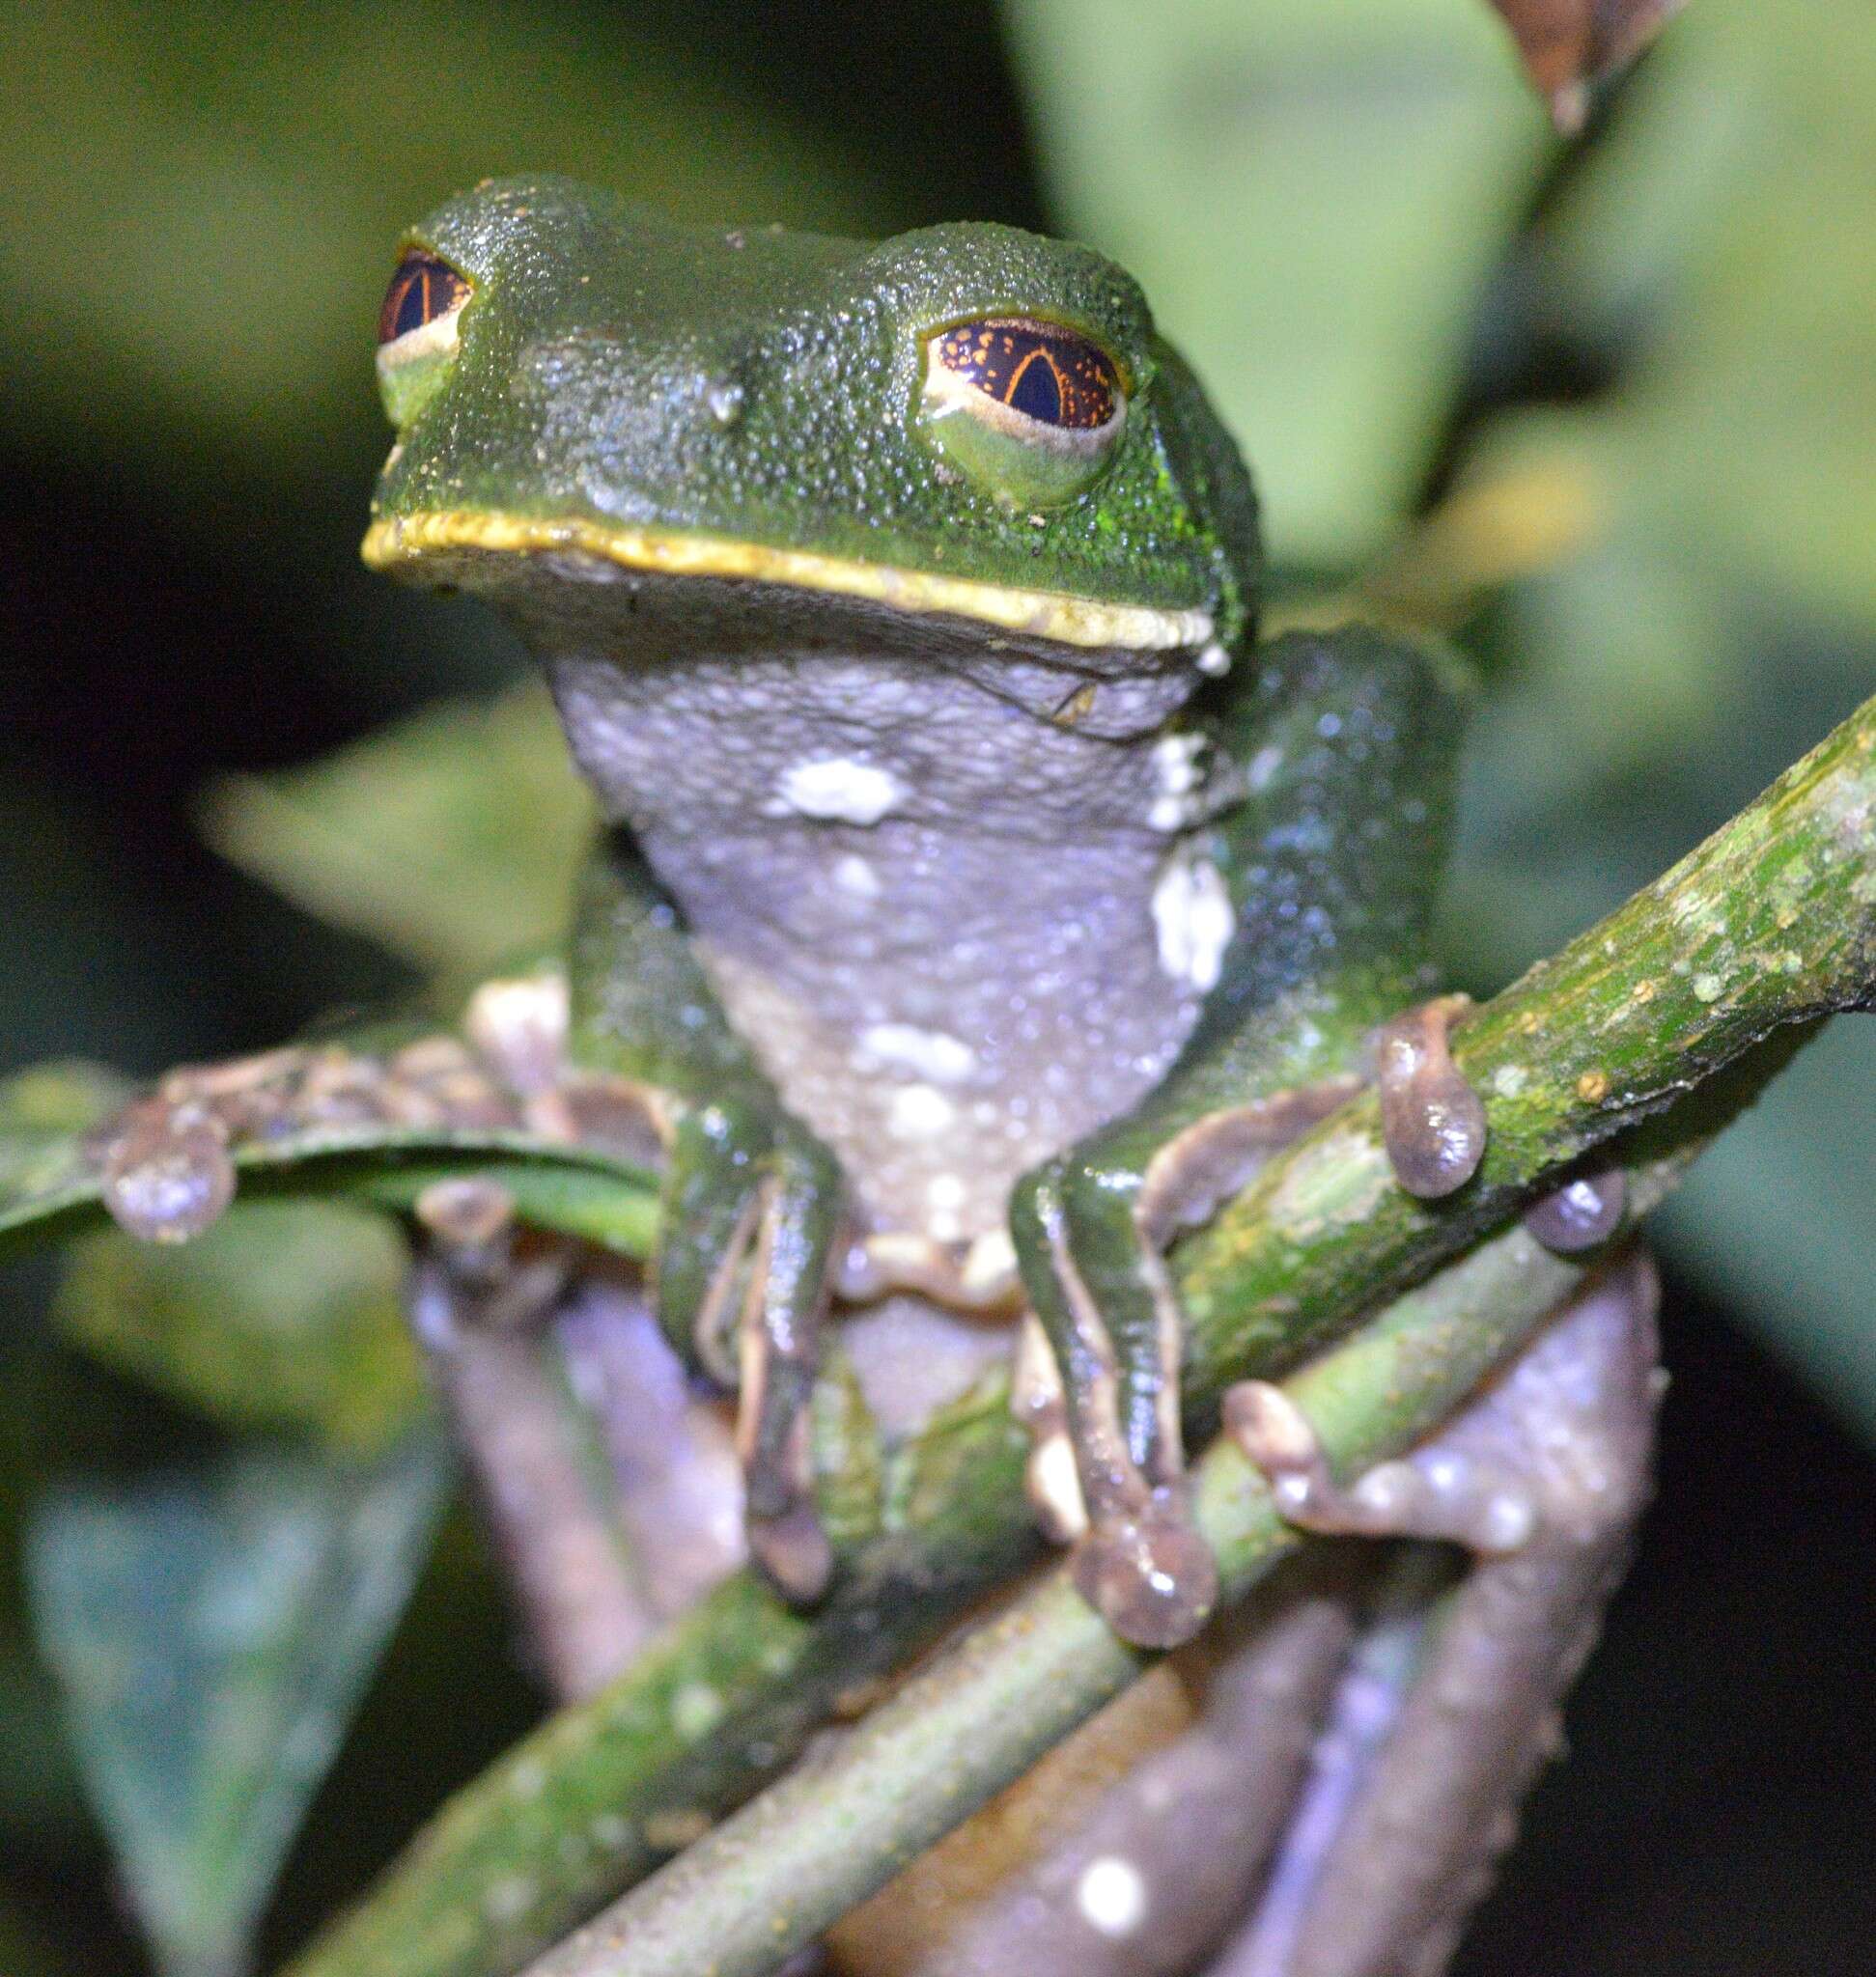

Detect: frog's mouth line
361,511,1216,655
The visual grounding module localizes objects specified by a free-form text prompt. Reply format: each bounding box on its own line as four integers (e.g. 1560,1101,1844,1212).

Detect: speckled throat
478,548,1222,1240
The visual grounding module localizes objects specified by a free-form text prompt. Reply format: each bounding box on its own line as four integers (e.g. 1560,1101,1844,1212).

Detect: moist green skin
373,176,1259,638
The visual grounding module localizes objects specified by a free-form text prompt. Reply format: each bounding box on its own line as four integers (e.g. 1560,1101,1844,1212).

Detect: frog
359,173,1661,1969
70,167,1664,1976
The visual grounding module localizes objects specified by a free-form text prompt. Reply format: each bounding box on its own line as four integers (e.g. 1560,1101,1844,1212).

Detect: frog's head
364,176,1259,665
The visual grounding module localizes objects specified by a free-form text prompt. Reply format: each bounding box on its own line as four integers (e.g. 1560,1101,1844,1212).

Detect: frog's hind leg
1214,1249,1662,1977
408,1178,656,1702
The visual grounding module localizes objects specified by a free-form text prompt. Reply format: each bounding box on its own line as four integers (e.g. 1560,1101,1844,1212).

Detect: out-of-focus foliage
1006,0,1876,1432
1445,0,1876,1422
1486,0,1687,127
202,685,593,990
55,1205,425,1459
27,1442,448,1977
0,0,896,478
1004,0,1553,564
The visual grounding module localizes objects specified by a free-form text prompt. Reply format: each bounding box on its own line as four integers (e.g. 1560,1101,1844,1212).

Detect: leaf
1001,0,1552,564
200,683,593,986
27,1438,451,1977
53,1203,425,1458
0,1062,130,1248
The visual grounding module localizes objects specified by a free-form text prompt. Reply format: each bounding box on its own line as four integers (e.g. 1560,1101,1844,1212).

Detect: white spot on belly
1078,1855,1148,1936
1196,639,1232,677
774,757,906,825
924,1171,967,1239
1152,844,1234,992
1147,732,1210,832
887,1083,956,1139
859,1022,978,1084
1247,742,1283,792
832,853,882,898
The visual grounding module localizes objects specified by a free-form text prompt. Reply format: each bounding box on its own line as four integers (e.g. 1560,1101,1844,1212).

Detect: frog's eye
376,250,471,428
919,317,1127,508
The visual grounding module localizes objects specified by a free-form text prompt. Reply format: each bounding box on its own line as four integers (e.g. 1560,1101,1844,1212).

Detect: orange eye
928,318,1120,432
378,251,470,346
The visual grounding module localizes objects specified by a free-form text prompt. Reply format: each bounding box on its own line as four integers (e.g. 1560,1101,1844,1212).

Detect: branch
522,1193,1678,1977
283,693,1876,1977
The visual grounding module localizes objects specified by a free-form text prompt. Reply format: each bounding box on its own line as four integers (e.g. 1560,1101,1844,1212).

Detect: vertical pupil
379,254,464,345
393,270,432,339
1006,349,1065,424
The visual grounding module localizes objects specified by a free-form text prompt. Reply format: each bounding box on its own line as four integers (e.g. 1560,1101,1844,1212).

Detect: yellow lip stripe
361,511,1214,654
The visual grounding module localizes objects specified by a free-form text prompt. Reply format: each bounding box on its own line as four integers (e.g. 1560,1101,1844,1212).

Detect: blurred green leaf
0,1650,87,1833
1542,0,1874,626
1002,0,1551,564
201,683,592,987
0,1063,127,1235
1440,0,1876,1437
0,0,896,476
28,1438,450,1977
55,1203,425,1458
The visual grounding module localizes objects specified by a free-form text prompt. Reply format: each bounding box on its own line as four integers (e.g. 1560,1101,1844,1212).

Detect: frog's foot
90,970,668,1245
654,1100,842,1603
1010,1086,1357,1651
1374,992,1488,1200
1215,1252,1663,1977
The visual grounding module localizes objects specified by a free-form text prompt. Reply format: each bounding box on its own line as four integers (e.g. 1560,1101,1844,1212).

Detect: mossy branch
287,692,1876,1977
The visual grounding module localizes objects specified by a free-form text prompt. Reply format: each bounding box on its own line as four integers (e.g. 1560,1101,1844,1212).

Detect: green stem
522,1186,1677,1977
286,694,1876,1977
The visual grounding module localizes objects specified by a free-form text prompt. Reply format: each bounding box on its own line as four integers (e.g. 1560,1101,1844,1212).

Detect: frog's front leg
567,831,845,1602
1010,627,1480,1646
1213,1250,1662,1977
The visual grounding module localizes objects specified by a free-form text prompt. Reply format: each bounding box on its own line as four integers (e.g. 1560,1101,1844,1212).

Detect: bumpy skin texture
374,177,1259,634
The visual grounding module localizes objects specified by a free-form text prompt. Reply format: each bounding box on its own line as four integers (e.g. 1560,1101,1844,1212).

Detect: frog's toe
1227,1379,1540,1552
1524,1166,1626,1252
1375,992,1487,1199
1074,1492,1218,1650
746,1496,833,1604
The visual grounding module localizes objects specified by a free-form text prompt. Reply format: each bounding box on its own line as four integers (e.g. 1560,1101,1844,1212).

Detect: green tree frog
113,174,1665,1975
